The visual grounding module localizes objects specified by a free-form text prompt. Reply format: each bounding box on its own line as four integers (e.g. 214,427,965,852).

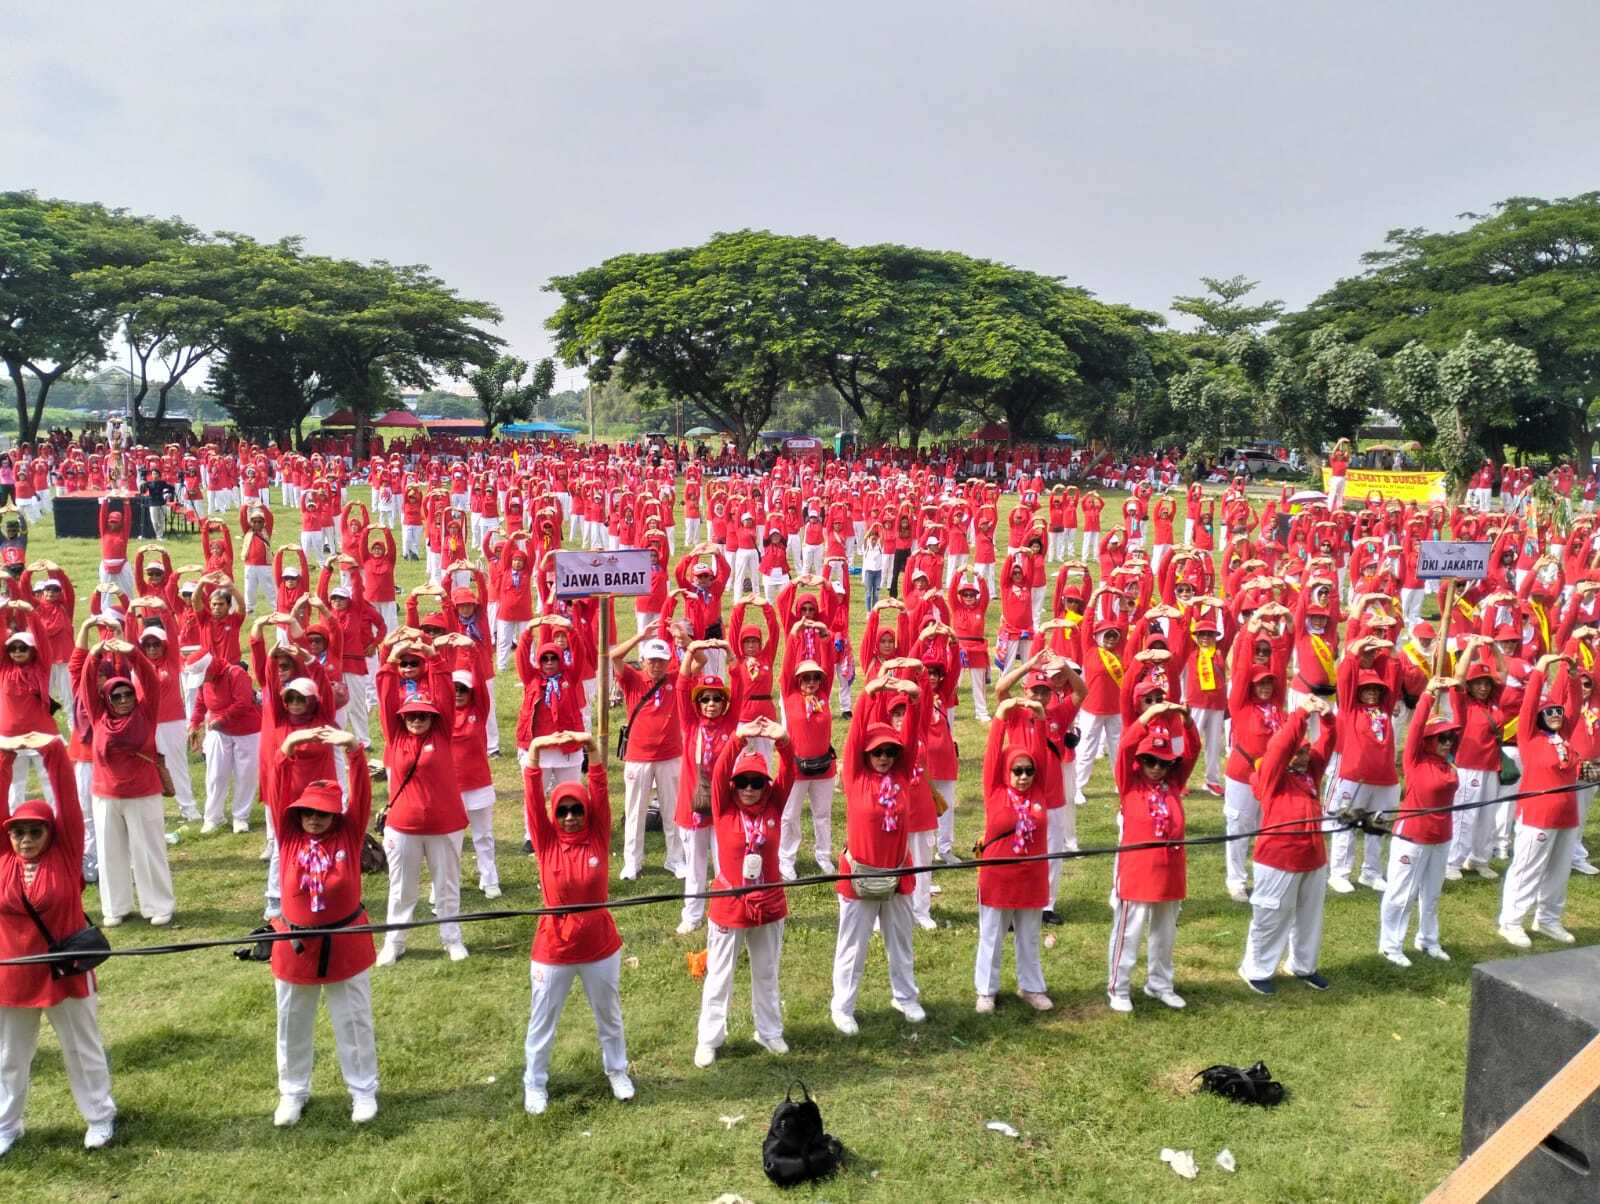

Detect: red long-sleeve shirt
525,759,622,965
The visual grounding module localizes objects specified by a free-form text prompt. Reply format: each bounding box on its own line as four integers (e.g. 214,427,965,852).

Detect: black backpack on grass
762,1081,844,1187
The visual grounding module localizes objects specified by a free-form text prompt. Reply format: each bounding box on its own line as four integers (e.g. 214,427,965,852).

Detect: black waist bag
1193,1060,1285,1107
763,1080,844,1187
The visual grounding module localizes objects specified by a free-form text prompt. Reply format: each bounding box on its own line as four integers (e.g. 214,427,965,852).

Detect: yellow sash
1098,646,1124,685
1529,599,1551,651
1195,646,1217,692
1309,635,1337,683
1581,644,1595,673
1501,717,1519,742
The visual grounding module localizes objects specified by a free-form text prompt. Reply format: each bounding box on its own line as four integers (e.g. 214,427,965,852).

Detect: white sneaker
674,919,698,936
831,1010,859,1036
1498,924,1532,949
619,870,639,882
200,821,220,835
608,1072,635,1102
83,1119,115,1149
274,1096,304,1127
915,915,938,931
1107,995,1133,1014
1328,875,1355,895
1573,861,1599,877
0,1129,15,1157
1533,921,1576,944
445,942,469,962
1383,950,1412,968
1017,990,1054,1012
890,998,926,1023
524,1087,548,1114
1074,794,1088,807
975,994,996,1014
1142,987,1186,1009
149,914,173,927
483,884,502,900
754,1034,789,1056
102,915,125,928
693,1044,716,1068
375,940,402,966
815,857,836,876
1443,865,1463,881
1416,943,1451,962
1358,872,1388,892
259,842,272,862
667,862,687,881
1227,883,1250,903
232,820,250,835
929,883,943,896
1473,863,1500,881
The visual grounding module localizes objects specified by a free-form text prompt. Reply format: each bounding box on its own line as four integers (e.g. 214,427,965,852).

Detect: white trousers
382,828,464,949
909,829,936,924
1046,803,1075,910
1223,776,1260,894
730,548,761,599
524,953,628,1093
831,893,919,1017
967,667,990,722
243,564,277,613
697,920,785,1049
1074,712,1121,796
1192,706,1224,789
156,719,199,821
203,728,259,827
677,825,717,928
1378,838,1448,953
1499,823,1577,929
342,672,372,748
1080,530,1101,560
1107,897,1179,1000
0,995,116,1140
621,757,683,878
1325,777,1394,881
1574,785,1595,867
1446,769,1499,869
779,776,834,878
974,905,1045,996
74,762,96,870
1239,863,1327,979
495,619,528,671
401,524,423,557
275,972,378,1104
464,789,499,892
93,793,176,921
799,544,823,576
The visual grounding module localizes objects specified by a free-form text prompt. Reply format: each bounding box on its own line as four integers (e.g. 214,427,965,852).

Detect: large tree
0,192,167,442
1279,194,1600,462
1231,326,1384,465
467,354,556,434
1163,275,1284,453
547,230,855,453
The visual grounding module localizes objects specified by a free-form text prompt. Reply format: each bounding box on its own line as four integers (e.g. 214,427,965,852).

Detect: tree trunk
355,411,371,461
6,364,29,444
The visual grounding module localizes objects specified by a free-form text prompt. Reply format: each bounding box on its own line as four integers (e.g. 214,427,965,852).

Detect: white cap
138,627,169,642
282,676,318,697
5,631,35,647
329,585,352,599
29,580,48,593
451,669,475,689
641,638,672,660
281,565,301,577
179,580,198,595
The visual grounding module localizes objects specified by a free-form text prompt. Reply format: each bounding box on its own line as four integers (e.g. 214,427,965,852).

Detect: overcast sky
5,1,1597,388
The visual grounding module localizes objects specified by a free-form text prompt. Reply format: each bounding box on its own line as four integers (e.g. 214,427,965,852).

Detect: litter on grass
986,1121,1020,1138
1160,1148,1198,1179
718,1115,745,1130
1216,1149,1237,1173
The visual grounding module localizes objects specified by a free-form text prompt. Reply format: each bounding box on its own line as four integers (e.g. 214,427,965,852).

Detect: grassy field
1,486,1593,1204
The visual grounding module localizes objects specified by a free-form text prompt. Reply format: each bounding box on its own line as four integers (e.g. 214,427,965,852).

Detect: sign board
552,548,655,598
1321,466,1449,504
1417,540,1492,582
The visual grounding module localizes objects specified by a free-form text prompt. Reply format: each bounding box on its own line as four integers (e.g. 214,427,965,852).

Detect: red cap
731,749,771,782
450,587,477,607
287,781,344,815
863,723,903,753
1134,724,1183,761
397,694,441,717
689,674,729,702
2,799,54,831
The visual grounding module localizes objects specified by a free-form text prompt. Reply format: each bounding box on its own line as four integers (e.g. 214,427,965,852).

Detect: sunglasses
868,746,901,759
397,659,422,670
108,690,136,703
1010,765,1036,777
733,775,768,790
554,803,585,819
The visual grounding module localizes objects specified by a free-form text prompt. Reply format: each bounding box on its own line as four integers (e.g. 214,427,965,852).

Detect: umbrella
1054,433,1079,442
1365,443,1394,454
1289,489,1327,505
684,426,720,438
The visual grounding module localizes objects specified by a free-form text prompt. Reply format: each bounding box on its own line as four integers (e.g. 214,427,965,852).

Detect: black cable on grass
2,777,1585,966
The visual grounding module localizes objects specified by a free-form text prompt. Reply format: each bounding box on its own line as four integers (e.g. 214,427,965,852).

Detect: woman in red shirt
829,675,924,1036
374,639,468,965
1498,658,1583,946
1325,638,1400,894
673,648,743,933
81,639,174,927
1378,682,1460,965
521,732,633,1114
0,734,116,1154
974,700,1053,1013
1239,699,1337,995
1108,703,1198,1012
948,571,992,724
692,720,795,1069
1445,641,1508,878
267,728,378,1128
778,622,837,882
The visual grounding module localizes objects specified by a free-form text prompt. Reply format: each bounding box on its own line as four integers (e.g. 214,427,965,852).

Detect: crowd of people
1,429,1597,1156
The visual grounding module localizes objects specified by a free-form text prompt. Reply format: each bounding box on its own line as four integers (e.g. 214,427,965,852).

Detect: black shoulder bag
364,752,423,876
20,892,111,980
762,1080,844,1187
616,676,669,759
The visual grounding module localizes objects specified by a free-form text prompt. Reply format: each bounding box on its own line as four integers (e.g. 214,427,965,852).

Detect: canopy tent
501,421,580,437
320,408,357,427
970,422,1011,442
683,426,721,438
423,418,487,436
757,430,799,441
373,409,424,428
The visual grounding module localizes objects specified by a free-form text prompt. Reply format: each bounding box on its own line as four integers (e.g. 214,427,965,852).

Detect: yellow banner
1322,467,1448,504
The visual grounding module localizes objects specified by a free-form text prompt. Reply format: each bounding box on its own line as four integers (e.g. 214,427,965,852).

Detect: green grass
1,487,1593,1203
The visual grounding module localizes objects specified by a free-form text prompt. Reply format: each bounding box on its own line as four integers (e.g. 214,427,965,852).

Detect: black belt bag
287,903,367,979
20,893,111,980
796,746,836,777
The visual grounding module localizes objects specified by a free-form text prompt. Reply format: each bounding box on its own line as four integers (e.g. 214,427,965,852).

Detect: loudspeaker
50,494,156,539
1462,946,1600,1200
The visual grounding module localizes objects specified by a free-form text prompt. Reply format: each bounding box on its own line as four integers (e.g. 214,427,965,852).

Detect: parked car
1220,447,1296,479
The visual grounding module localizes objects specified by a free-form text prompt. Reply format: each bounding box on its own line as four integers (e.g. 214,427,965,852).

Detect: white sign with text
1416,540,1492,581
552,548,655,598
